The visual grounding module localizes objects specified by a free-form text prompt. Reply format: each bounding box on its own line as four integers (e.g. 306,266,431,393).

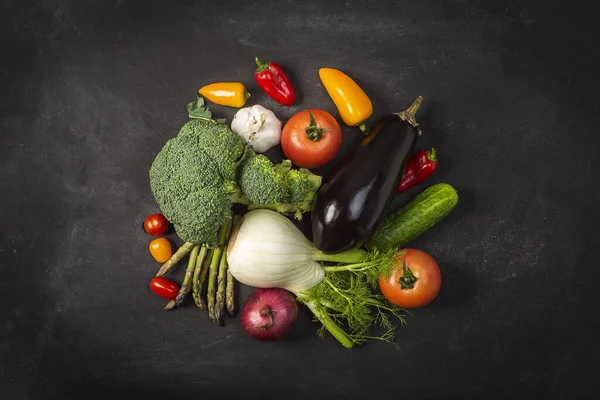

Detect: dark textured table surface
2,1,599,399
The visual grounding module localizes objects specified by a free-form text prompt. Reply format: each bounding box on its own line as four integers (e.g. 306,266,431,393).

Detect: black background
2,0,599,399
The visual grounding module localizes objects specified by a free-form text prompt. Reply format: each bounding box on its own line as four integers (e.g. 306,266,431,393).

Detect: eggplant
312,96,423,253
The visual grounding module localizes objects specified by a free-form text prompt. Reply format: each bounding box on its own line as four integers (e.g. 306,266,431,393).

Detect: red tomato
149,238,172,263
149,277,179,300
281,109,342,169
379,249,441,309
144,213,169,236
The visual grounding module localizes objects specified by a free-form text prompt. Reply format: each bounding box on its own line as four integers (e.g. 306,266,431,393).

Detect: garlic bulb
231,105,282,153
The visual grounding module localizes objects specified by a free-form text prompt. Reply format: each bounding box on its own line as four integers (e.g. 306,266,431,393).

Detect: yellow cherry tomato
318,68,373,131
149,238,172,263
198,82,250,108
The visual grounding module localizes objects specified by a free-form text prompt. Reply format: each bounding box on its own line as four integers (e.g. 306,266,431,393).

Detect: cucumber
367,183,458,250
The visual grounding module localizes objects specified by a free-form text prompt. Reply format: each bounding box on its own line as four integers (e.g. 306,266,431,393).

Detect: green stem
226,215,241,317
323,261,373,273
207,215,233,324
255,57,269,73
156,242,195,277
323,277,353,306
165,244,202,310
399,259,418,289
214,250,228,325
315,248,368,264
302,299,354,349
305,111,327,141
207,247,222,323
225,267,236,317
427,148,438,162
192,245,210,308
194,248,214,309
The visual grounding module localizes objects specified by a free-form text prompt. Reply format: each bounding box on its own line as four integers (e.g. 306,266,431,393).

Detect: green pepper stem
255,57,269,73
427,148,438,162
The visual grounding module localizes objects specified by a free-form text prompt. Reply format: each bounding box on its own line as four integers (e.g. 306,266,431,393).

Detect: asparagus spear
193,247,213,309
207,216,232,324
225,268,235,317
207,247,222,323
164,244,205,310
156,242,195,277
226,215,241,317
214,251,228,325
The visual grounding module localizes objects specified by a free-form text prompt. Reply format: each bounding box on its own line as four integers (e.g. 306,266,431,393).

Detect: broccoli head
239,155,322,220
149,114,323,246
239,155,291,205
286,168,322,212
149,119,249,246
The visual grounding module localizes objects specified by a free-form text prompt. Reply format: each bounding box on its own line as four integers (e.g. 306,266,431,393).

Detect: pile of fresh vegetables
140,57,459,348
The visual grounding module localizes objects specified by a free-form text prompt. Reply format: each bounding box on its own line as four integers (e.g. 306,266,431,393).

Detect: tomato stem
398,260,418,290
305,111,327,141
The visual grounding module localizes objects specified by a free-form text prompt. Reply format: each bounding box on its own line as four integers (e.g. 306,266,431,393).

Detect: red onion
240,288,298,341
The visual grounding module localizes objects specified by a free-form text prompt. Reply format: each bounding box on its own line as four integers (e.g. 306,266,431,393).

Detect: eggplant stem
396,96,423,128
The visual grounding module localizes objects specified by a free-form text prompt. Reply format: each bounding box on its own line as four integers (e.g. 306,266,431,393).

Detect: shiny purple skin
311,114,418,253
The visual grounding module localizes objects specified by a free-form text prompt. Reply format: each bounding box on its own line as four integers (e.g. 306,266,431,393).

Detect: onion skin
240,288,298,342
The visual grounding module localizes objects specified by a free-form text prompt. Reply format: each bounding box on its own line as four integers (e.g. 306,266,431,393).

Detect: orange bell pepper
198,82,250,108
318,68,373,131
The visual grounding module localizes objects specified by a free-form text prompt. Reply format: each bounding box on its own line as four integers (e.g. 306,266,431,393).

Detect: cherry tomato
144,213,169,236
149,238,172,263
149,277,179,300
379,249,441,309
281,109,342,169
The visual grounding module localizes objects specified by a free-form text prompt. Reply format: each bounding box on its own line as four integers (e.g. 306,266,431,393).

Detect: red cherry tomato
281,109,342,169
144,213,169,236
149,238,172,263
149,277,179,300
379,249,441,309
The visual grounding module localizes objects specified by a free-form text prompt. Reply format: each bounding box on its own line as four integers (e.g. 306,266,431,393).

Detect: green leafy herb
186,95,213,121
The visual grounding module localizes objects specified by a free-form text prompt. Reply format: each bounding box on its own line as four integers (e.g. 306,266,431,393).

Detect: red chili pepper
397,148,439,193
254,57,296,106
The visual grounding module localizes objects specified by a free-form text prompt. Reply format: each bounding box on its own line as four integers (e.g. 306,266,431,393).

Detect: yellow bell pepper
198,82,250,108
319,68,373,131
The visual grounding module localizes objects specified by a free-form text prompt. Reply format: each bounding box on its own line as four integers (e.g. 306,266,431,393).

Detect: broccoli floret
239,155,291,205
168,184,231,245
239,156,322,220
286,168,322,209
179,119,249,182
